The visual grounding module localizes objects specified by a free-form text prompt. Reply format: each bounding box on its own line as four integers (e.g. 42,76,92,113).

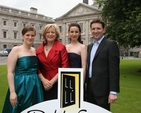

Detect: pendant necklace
45,46,50,51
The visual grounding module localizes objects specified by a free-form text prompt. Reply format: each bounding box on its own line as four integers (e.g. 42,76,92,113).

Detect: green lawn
111,60,141,113
0,60,141,113
0,65,7,113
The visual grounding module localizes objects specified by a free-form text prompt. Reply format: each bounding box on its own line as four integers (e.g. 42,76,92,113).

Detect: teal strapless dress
2,56,43,113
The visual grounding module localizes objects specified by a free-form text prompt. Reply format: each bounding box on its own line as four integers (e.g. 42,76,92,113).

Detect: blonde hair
42,24,60,44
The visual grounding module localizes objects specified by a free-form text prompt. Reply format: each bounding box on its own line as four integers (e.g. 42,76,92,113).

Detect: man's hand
108,94,117,104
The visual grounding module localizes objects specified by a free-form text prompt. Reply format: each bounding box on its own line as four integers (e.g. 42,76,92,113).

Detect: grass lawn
0,65,7,113
111,60,141,113
0,60,141,113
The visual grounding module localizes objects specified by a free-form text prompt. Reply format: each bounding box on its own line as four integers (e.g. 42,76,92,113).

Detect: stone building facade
55,1,141,58
0,1,140,57
55,2,101,45
0,5,54,50
0,0,100,50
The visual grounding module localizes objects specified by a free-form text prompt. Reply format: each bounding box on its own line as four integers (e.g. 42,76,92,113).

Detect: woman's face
68,26,80,41
22,31,35,45
45,26,57,42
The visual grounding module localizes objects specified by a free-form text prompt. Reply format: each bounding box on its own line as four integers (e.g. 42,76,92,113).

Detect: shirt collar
93,36,104,44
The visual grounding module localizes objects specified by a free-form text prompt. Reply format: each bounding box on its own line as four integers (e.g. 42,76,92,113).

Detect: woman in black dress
66,23,87,82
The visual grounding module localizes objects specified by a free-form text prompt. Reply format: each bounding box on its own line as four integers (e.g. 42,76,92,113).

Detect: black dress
68,53,87,100
68,53,81,68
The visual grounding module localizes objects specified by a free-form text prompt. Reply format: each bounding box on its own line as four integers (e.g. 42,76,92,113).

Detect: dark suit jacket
86,37,120,100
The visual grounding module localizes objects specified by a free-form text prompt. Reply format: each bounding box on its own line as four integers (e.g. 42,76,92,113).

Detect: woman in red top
36,24,69,100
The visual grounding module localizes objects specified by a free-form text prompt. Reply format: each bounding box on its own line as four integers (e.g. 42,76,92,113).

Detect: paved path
120,56,141,60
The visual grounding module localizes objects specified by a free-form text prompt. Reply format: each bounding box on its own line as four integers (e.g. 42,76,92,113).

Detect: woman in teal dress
2,25,43,113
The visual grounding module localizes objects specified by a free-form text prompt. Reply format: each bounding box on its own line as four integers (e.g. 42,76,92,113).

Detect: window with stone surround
3,45,7,48
59,26,62,33
14,21,18,27
14,32,17,39
3,20,7,26
3,31,7,38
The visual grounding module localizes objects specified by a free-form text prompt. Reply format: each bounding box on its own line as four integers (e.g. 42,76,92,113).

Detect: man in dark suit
85,19,120,111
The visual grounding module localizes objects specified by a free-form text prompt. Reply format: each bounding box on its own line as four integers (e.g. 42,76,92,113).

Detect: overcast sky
0,0,93,19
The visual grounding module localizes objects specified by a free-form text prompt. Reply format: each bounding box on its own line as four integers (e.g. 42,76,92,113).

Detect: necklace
45,47,48,51
46,48,48,51
45,46,51,51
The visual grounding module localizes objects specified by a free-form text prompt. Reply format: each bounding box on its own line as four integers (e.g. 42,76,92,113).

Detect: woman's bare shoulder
31,47,36,51
65,44,71,47
11,46,21,52
8,46,21,59
80,43,86,49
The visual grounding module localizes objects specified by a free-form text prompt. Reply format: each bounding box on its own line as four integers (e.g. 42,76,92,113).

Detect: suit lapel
94,37,107,59
88,43,94,65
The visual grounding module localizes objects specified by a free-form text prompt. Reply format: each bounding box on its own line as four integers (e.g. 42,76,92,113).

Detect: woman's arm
50,73,58,85
60,45,69,68
81,45,87,83
7,47,18,106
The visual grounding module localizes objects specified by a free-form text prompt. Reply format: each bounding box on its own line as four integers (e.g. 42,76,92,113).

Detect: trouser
86,78,110,111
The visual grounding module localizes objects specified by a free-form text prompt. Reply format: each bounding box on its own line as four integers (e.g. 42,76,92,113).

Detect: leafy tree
93,0,141,48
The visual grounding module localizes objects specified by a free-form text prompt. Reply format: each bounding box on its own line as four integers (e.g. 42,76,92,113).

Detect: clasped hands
42,79,53,91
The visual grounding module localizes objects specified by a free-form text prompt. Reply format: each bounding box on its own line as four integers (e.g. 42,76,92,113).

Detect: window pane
3,21,6,25
14,22,17,27
59,26,62,32
3,31,7,38
14,32,17,39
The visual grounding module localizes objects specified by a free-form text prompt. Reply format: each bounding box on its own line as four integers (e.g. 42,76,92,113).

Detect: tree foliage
94,0,141,47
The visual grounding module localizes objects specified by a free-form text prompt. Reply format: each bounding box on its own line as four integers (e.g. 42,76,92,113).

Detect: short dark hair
90,19,105,29
22,25,36,35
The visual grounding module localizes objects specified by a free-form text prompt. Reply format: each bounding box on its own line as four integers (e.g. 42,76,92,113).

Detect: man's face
90,23,106,42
